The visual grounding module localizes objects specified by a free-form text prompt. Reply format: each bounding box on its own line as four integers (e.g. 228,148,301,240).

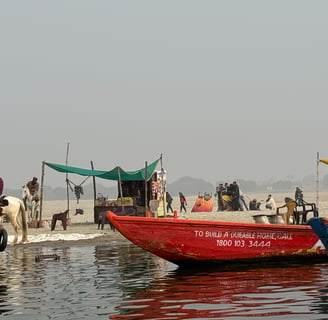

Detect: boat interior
253,201,319,225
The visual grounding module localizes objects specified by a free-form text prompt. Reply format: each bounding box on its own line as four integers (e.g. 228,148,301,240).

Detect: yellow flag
319,159,328,165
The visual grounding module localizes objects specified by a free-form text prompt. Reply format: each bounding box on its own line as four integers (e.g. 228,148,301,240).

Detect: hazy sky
1,1,328,190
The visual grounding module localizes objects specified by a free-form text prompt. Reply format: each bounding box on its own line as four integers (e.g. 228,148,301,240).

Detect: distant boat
107,211,327,267
191,192,213,212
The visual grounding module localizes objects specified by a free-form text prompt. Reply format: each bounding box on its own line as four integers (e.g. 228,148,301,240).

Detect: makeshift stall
40,156,166,226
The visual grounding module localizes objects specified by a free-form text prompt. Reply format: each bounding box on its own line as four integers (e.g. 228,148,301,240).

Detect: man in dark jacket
166,192,174,213
231,181,241,211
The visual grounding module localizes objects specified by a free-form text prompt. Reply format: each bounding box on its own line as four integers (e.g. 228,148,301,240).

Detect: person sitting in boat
249,198,261,210
276,197,298,225
265,194,276,211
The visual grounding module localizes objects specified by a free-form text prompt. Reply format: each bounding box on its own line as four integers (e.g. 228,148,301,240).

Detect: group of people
249,198,261,210
250,187,304,212
214,183,305,213
248,195,276,211
215,181,248,211
166,191,187,214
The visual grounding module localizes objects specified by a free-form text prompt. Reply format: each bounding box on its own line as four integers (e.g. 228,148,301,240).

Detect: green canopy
45,158,160,181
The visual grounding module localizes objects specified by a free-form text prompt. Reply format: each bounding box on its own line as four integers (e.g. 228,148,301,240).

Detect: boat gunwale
107,211,312,230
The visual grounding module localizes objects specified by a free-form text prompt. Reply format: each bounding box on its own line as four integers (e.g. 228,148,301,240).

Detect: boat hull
191,197,214,212
107,212,328,266
308,217,328,252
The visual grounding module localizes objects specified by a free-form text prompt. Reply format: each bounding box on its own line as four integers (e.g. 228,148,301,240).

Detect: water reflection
1,241,328,319
111,262,328,319
94,242,172,296
311,285,328,314
0,245,73,318
0,241,170,319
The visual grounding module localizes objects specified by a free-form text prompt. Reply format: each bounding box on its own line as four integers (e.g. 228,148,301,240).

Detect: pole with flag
317,152,320,209
317,152,328,210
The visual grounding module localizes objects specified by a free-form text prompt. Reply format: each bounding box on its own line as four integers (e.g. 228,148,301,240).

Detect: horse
21,184,40,221
0,196,28,245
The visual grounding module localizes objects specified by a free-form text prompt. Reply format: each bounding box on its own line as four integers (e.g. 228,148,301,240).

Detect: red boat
107,211,328,266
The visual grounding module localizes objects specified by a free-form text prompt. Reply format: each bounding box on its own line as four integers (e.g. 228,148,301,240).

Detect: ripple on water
1,243,328,319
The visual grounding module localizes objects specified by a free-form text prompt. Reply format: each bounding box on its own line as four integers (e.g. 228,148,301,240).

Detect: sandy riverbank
3,191,328,245
39,191,328,223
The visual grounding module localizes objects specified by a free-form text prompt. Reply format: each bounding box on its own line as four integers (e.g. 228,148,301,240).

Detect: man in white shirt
265,194,276,211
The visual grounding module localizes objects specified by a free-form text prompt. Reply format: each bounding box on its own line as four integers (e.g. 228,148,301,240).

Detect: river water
1,240,328,320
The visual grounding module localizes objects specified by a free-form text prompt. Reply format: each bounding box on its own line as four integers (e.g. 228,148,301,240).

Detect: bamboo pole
145,161,148,215
91,160,96,207
66,142,70,219
39,161,45,227
160,153,166,217
117,167,123,209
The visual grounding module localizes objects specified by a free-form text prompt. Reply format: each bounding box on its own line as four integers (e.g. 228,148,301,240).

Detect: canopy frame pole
117,167,124,210
65,142,70,219
91,160,96,207
160,153,166,217
145,161,148,215
39,160,45,227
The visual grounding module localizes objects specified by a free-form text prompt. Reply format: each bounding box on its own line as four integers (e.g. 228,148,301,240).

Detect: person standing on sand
0,177,3,196
26,177,39,196
215,184,225,211
295,187,304,205
166,192,174,213
0,177,5,206
231,181,241,211
24,176,39,210
179,192,187,213
239,188,248,211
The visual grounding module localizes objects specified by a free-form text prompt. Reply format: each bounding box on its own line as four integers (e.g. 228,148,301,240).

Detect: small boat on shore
107,211,328,267
191,192,213,212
